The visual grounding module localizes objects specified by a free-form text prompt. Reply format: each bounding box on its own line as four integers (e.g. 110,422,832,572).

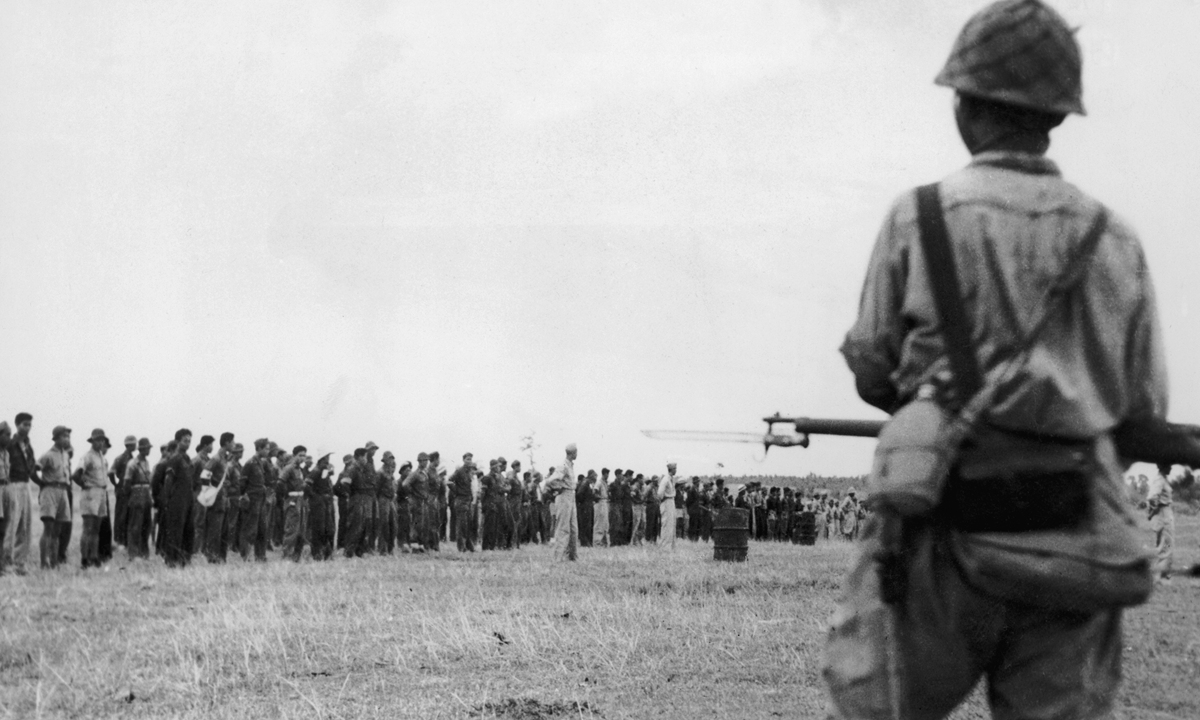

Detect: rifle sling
916,183,981,405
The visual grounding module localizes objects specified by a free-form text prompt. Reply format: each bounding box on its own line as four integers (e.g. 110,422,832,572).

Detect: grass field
1,515,1197,719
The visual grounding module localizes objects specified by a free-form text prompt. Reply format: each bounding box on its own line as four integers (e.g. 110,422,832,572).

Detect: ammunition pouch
942,427,1092,533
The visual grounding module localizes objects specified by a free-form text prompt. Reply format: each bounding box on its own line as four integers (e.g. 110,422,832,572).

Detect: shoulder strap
915,183,982,406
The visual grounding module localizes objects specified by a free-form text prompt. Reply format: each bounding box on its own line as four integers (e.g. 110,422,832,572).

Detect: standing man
343,448,373,558
123,438,154,560
657,463,678,549
546,444,579,561
4,413,39,574
0,422,10,573
222,443,245,561
427,452,445,549
402,452,431,550
1145,463,1185,584
575,470,594,548
307,453,335,561
507,460,525,550
36,425,72,569
190,435,215,557
280,446,309,562
630,474,646,545
335,453,353,549
449,453,476,553
376,451,398,555
161,429,196,568
825,3,1167,718
238,439,271,562
75,428,112,569
110,435,137,547
593,468,610,547
202,433,234,563
362,442,380,551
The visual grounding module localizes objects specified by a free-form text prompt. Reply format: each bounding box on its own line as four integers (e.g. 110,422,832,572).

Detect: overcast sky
2,1,1198,477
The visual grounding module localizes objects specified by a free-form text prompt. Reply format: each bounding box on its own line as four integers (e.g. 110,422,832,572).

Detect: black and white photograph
1,1,1198,718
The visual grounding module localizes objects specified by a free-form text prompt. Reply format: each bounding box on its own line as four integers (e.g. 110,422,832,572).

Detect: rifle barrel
769,417,884,438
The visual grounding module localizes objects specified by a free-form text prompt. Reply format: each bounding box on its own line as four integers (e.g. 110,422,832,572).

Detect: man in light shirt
37,425,73,569
546,444,579,561
75,428,112,569
657,463,678,549
1145,463,1191,584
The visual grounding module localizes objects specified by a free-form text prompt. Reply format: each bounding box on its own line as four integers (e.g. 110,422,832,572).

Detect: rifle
646,414,1200,468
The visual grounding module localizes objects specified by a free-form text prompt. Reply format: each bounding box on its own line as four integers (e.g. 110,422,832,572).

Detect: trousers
824,518,1121,720
552,492,578,561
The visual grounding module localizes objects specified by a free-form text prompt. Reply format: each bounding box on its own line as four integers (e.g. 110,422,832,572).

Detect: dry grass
1,517,1197,719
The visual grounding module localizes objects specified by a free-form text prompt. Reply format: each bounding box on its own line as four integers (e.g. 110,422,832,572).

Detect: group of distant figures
0,414,864,574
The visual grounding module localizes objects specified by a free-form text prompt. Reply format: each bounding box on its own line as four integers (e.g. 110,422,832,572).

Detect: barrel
794,511,817,546
711,508,750,562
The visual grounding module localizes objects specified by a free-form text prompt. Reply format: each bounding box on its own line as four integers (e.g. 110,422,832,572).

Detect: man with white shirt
36,425,72,569
75,428,112,569
546,444,579,561
657,463,678,549
1145,463,1191,584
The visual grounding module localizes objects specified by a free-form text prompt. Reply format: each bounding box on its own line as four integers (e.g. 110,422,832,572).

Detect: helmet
935,0,1084,116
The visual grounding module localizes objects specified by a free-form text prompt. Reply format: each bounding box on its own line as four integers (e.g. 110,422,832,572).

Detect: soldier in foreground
824,2,1167,718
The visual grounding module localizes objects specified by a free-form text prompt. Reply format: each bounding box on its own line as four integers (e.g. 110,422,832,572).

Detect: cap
52,425,72,439
365,441,379,452
418,452,429,461
124,434,137,446
137,437,152,450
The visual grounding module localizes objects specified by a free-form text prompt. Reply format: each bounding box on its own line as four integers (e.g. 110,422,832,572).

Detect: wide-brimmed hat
137,437,152,450
123,434,137,446
88,428,109,444
364,441,379,452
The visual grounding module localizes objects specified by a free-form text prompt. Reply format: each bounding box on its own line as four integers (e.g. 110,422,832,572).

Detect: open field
1,517,1198,719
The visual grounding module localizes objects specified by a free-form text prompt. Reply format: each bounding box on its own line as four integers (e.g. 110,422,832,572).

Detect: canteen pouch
948,436,1153,613
869,396,968,517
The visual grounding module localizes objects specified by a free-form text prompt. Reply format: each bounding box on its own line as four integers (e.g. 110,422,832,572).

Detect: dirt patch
471,698,600,719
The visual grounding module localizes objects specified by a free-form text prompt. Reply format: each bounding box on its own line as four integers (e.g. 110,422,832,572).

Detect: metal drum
712,507,750,562
794,511,817,546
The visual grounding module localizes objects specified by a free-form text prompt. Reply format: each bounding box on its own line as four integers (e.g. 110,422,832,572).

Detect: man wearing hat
35,425,73,569
109,434,137,547
402,452,434,551
75,428,112,569
826,3,1167,718
160,429,196,568
362,442,380,550
190,435,216,557
122,438,154,559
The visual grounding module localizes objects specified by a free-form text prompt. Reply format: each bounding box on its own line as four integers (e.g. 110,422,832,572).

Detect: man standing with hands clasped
825,3,1168,719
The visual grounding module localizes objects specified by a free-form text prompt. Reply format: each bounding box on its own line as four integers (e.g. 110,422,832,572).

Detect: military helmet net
935,0,1084,116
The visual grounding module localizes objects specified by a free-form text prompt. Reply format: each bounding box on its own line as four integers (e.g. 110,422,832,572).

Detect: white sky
2,1,1198,476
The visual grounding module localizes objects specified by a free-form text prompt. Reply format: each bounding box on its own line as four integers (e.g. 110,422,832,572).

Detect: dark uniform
160,448,196,568
238,455,269,562
307,462,335,560
376,465,398,555
449,463,475,552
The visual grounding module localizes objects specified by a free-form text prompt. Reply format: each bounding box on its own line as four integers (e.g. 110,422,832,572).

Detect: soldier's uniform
344,457,376,558
279,457,308,562
376,458,398,555
123,442,154,559
222,449,244,560
307,458,335,560
824,3,1167,719
449,459,475,552
238,446,270,562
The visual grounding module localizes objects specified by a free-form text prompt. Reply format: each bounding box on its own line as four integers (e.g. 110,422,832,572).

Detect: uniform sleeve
840,195,913,413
